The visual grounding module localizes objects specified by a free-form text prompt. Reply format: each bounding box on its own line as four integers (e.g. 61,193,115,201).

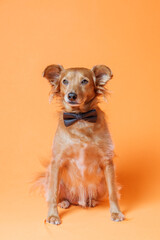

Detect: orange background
0,0,160,239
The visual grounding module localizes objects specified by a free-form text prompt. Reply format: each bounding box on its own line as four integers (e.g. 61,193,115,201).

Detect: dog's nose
68,92,77,101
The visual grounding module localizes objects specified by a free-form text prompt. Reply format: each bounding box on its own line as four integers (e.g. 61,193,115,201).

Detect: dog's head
43,64,112,111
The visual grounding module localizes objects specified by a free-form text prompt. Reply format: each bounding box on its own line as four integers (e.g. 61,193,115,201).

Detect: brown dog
41,64,124,224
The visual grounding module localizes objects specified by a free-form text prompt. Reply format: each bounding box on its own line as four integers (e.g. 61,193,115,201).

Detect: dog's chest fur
59,142,107,206
54,112,114,206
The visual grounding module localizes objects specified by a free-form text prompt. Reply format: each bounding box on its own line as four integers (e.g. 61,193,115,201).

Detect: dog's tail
29,165,50,199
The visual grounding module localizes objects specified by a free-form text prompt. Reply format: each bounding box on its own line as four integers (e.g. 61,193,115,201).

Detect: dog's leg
104,159,125,222
46,160,61,225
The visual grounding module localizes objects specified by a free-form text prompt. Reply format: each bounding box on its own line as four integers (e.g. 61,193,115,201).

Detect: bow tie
63,109,97,127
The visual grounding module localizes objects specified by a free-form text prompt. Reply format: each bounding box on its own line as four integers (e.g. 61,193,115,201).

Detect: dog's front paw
46,215,61,225
111,212,125,222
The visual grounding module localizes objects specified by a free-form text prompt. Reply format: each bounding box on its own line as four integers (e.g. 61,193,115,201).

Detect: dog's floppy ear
92,65,112,95
43,64,64,87
43,64,64,102
92,65,112,86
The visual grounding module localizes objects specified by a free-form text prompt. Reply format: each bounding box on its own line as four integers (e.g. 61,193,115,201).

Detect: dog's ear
43,64,64,87
92,65,112,96
92,65,112,86
43,64,64,102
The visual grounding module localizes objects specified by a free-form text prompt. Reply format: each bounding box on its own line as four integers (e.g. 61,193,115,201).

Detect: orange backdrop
0,0,160,239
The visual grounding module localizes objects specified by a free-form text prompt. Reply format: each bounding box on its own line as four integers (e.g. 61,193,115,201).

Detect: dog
40,64,124,224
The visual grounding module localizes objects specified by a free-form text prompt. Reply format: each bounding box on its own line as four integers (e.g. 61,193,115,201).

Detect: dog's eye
62,79,69,85
81,79,88,85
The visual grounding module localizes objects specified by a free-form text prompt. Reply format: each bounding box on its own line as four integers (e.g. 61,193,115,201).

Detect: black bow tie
63,109,97,127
